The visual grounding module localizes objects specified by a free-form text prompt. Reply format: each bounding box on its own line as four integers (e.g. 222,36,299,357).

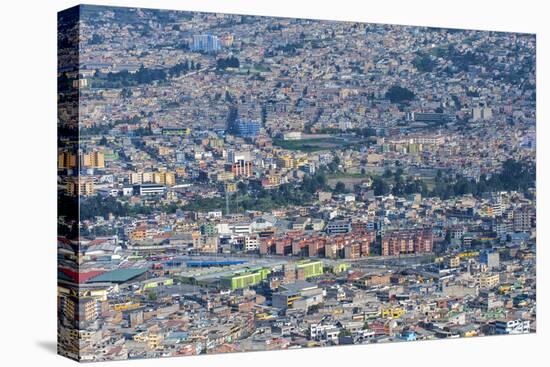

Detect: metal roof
87,268,148,283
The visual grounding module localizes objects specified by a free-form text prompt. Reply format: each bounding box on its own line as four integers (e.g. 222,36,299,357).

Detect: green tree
373,177,390,196
334,181,347,194
385,85,415,103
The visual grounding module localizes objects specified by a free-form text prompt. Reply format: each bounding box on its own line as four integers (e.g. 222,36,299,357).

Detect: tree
385,85,415,103
226,106,239,134
373,177,390,196
334,181,347,194
261,104,267,124
412,53,436,72
216,56,240,70
121,88,132,98
237,181,247,194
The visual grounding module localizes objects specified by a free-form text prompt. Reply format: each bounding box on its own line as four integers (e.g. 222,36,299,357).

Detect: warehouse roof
88,268,148,283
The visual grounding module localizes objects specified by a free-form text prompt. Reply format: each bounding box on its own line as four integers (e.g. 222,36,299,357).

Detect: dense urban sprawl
57,5,536,362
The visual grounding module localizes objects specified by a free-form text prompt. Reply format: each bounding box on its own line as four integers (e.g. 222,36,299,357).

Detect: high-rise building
191,34,221,52
472,107,493,122
513,208,532,232
231,160,253,177
232,119,261,138
480,251,500,270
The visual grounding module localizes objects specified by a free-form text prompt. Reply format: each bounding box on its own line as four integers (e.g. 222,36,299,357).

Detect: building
283,131,302,140
59,151,105,169
81,151,105,169
61,296,98,327
58,151,78,169
272,280,324,310
494,319,530,334
513,208,532,232
448,256,460,268
318,191,332,203
66,176,95,197
244,235,260,251
153,172,176,187
407,112,451,124
233,119,261,138
133,184,166,196
471,107,493,122
200,223,218,236
231,160,253,178
191,34,220,52
295,260,324,278
220,268,270,290
381,228,433,256
129,171,175,186
326,220,352,234
193,235,219,253
480,251,500,270
479,273,500,290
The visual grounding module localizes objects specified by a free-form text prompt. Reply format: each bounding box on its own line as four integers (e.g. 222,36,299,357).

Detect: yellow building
479,273,500,289
175,167,186,177
133,328,163,350
66,176,95,197
294,156,309,168
209,138,225,149
129,227,147,242
130,171,175,186
58,151,77,169
278,155,294,169
112,301,141,312
216,171,235,182
381,307,405,319
153,171,176,186
59,151,105,169
448,256,460,268
226,182,237,193
158,146,173,156
81,151,105,169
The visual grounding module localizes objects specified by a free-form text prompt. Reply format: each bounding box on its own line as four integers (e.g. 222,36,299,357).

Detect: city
57,5,536,362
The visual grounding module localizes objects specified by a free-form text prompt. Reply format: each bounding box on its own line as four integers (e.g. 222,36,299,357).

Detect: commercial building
407,112,451,124
133,184,166,196
272,280,324,310
220,268,271,290
296,260,323,278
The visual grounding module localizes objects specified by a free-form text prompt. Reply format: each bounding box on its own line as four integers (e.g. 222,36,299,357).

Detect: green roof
58,270,73,282
88,268,148,283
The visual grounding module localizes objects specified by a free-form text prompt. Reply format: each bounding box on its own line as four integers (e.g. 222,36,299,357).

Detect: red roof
59,268,106,283
88,239,109,247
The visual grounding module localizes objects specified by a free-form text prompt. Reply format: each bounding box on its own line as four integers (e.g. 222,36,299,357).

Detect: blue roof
186,260,247,268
